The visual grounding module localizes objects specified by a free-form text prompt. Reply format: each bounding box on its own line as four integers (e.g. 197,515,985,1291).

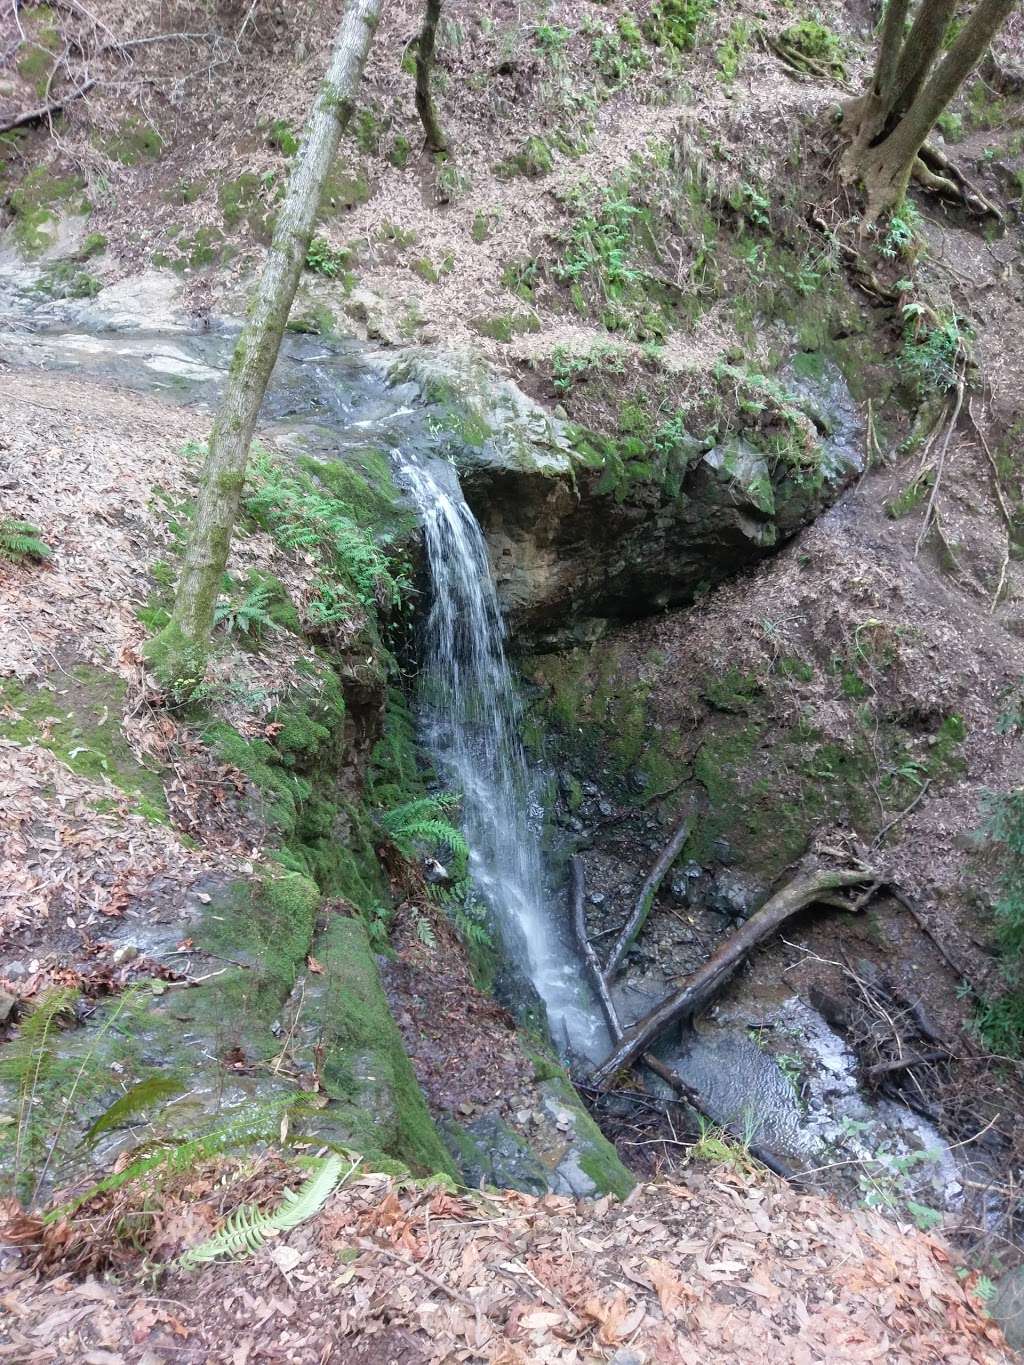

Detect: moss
777,20,846,77
0,667,168,815
471,211,491,244
387,135,411,169
101,118,163,166
219,173,274,240
294,448,415,541
701,666,762,714
8,168,89,255
470,312,541,343
167,870,319,1056
286,304,338,336
530,1054,634,1198
34,262,101,299
80,232,107,258
314,915,455,1175
17,6,60,95
267,119,300,157
495,135,555,180
319,163,372,217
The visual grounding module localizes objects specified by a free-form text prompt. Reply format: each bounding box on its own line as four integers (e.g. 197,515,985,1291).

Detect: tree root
916,141,1004,224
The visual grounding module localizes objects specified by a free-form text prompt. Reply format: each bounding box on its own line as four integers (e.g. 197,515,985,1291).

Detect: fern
0,518,51,564
214,583,276,638
55,1095,303,1219
178,1153,351,1268
0,988,78,1195
84,1074,185,1145
379,795,469,877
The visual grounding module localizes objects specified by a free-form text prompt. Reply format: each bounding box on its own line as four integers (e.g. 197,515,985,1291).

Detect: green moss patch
100,118,164,166
313,915,455,1176
0,667,167,817
8,167,90,255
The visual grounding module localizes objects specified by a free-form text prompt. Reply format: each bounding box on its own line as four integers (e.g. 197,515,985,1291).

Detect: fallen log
570,855,801,1181
590,865,876,1087
603,803,695,981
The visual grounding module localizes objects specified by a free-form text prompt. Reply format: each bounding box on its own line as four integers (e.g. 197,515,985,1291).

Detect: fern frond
178,1153,352,1269
0,519,51,563
55,1095,302,1219
0,988,78,1191
379,796,468,875
84,1074,185,1145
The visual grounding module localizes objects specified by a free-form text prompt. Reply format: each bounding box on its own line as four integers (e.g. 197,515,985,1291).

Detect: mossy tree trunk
147,0,381,694
842,0,1015,222
414,0,448,155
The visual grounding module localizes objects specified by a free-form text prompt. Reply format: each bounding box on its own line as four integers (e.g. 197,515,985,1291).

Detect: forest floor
4,0,1024,1358
0,1154,1011,1363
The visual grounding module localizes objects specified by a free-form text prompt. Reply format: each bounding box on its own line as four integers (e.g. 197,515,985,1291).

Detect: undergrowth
976,682,1024,1054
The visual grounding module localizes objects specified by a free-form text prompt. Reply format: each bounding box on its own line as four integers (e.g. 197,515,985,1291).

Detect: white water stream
398,455,603,1058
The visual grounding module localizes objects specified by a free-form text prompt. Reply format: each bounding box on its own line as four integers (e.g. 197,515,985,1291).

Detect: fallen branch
0,78,96,134
570,856,622,1042
590,864,876,1087
603,804,694,981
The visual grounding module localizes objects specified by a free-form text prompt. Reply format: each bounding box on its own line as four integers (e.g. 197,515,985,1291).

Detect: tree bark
842,0,1015,222
146,0,381,692
590,867,874,1087
415,0,448,156
603,805,694,981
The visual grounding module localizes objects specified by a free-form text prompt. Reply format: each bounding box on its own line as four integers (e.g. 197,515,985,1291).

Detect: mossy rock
307,915,455,1176
319,163,372,218
0,667,167,819
7,167,90,255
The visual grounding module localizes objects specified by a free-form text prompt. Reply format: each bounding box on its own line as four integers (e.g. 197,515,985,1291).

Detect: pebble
112,944,139,965
588,892,606,906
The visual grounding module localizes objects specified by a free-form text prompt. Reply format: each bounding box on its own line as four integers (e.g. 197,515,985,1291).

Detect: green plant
1,518,51,563
178,1152,352,1268
879,200,923,259
898,309,968,398
378,795,468,878
214,583,276,639
243,452,409,614
305,236,355,282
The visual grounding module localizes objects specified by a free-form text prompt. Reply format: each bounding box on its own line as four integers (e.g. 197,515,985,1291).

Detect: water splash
397,455,603,1058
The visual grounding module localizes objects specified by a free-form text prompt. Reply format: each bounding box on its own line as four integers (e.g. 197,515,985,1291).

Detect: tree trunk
146,0,381,692
415,0,447,156
842,0,1015,222
590,867,874,1087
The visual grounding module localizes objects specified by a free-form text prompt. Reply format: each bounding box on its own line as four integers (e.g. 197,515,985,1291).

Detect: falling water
398,455,603,1057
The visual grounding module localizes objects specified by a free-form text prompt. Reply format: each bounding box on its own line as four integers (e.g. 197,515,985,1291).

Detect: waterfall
397,455,604,1058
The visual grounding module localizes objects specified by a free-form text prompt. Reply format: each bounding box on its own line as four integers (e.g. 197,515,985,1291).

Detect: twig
871,778,930,848
569,857,622,1042
604,803,694,980
358,1242,478,1313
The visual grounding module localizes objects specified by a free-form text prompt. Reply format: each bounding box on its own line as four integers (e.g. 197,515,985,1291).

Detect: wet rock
707,869,765,921
992,1268,1024,1349
445,1115,550,1196
0,990,18,1024
588,892,606,907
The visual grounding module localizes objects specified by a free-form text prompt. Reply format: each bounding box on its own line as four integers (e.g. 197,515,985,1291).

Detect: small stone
598,800,614,817
0,990,18,1023
5,963,25,977
609,1351,647,1365
458,1101,474,1116
112,944,138,965
588,892,606,907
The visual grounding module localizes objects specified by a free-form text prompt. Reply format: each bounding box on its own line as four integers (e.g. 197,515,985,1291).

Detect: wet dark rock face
389,350,863,646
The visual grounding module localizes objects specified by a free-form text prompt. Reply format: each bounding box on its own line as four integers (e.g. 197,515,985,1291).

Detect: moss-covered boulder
389,349,862,645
